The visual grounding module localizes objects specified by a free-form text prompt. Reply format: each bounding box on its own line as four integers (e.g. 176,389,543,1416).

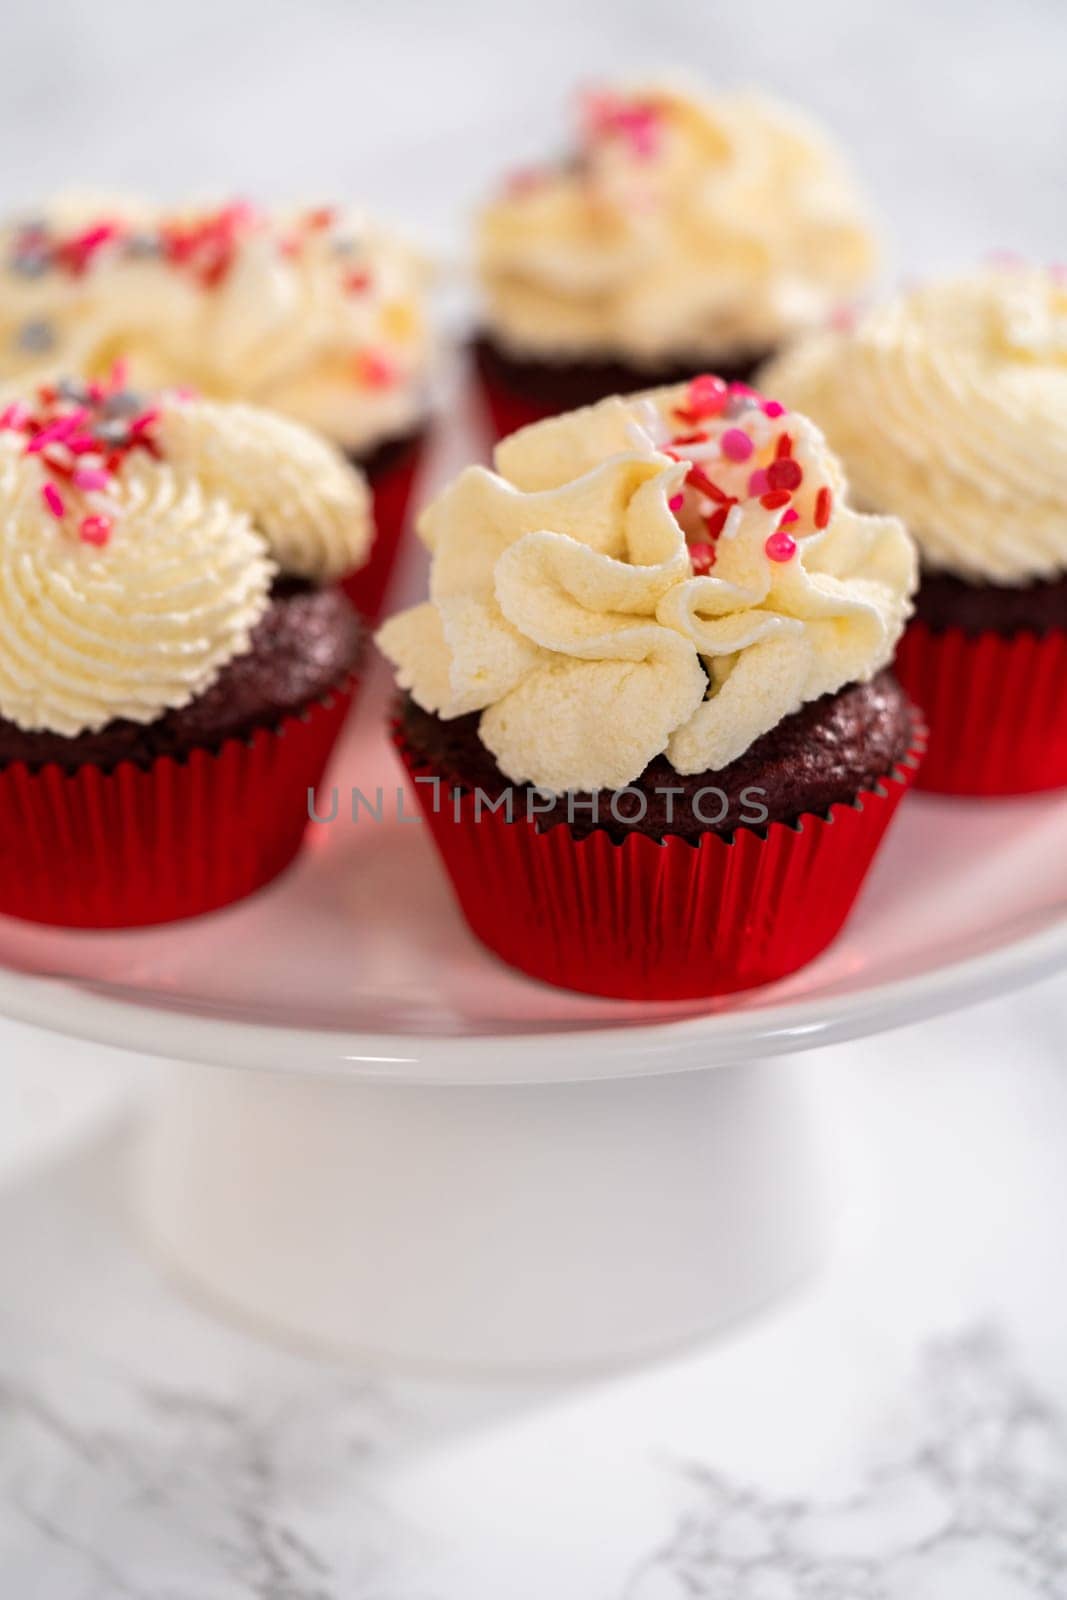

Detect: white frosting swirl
0,199,433,455
0,385,370,736
378,384,915,792
478,82,878,366
763,267,1067,584
0,437,272,737
157,398,373,582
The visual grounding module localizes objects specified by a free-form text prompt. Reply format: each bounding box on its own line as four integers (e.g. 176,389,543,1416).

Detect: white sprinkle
721,505,744,541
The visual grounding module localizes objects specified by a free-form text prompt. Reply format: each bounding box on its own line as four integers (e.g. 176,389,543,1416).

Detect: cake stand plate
0,665,1062,1371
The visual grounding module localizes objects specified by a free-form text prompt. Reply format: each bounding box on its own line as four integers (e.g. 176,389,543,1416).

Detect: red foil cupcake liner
0,681,355,929
343,434,427,622
894,621,1067,795
394,722,925,1001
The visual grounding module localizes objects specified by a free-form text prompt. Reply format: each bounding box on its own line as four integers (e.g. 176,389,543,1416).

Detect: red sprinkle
79,514,112,546
775,432,794,460
779,508,799,526
668,492,684,512
765,530,797,562
688,541,716,575
685,374,729,419
686,464,729,503
760,489,792,510
41,483,65,519
344,269,373,293
671,430,709,446
704,502,737,539
767,457,803,492
356,349,396,388
815,486,833,529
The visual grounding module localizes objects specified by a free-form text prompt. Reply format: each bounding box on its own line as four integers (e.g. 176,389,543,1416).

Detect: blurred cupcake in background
474,79,878,439
0,373,370,928
764,264,1067,795
0,198,436,618
378,379,921,1001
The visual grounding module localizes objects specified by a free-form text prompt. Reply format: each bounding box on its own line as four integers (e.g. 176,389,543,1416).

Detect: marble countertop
0,0,1065,1592
1,976,1066,1597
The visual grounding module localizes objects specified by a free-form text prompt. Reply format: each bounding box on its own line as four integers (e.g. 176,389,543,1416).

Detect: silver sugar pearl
10,253,49,278
14,318,55,353
725,394,759,419
95,418,130,446
125,233,163,259
57,377,93,404
102,389,145,418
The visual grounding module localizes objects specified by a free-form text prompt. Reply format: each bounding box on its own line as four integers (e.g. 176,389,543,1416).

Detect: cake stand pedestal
0,695,1063,1372
137,1054,824,1370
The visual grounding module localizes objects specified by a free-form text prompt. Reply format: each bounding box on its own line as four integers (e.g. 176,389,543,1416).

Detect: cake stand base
136,1055,827,1373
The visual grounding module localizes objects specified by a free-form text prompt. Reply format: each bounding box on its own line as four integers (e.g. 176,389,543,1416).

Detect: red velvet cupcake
474,81,878,439
378,379,921,1000
766,265,1067,794
0,199,437,619
0,374,369,927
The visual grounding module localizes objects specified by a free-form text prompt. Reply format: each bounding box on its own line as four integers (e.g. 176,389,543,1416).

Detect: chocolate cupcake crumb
0,581,364,775
914,569,1067,638
473,333,765,417
398,671,917,844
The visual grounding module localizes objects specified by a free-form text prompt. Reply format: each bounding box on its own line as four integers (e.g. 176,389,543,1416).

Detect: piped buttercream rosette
763,266,1067,584
0,374,371,738
478,81,878,364
377,378,917,793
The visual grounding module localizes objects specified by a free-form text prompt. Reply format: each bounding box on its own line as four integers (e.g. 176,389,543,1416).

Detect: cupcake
474,81,878,440
378,378,921,1000
0,372,370,927
0,198,435,618
764,265,1067,794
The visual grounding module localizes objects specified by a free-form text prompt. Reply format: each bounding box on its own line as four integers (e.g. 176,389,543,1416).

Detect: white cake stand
0,655,1064,1373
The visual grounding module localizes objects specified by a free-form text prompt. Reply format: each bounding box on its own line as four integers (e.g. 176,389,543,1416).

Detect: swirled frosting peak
763,265,1067,583
0,373,370,736
0,198,433,454
478,81,878,366
377,377,916,792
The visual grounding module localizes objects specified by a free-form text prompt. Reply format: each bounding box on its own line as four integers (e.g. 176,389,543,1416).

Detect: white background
0,1,1065,1594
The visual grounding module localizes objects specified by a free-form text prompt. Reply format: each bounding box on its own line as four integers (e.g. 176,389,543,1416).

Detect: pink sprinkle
765,529,797,563
668,492,685,512
721,428,754,463
0,401,29,431
41,483,65,519
66,432,99,454
27,418,75,453
762,400,786,418
780,508,799,526
79,514,112,546
688,541,716,576
73,467,111,492
747,468,769,497
129,408,160,435
727,381,757,397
